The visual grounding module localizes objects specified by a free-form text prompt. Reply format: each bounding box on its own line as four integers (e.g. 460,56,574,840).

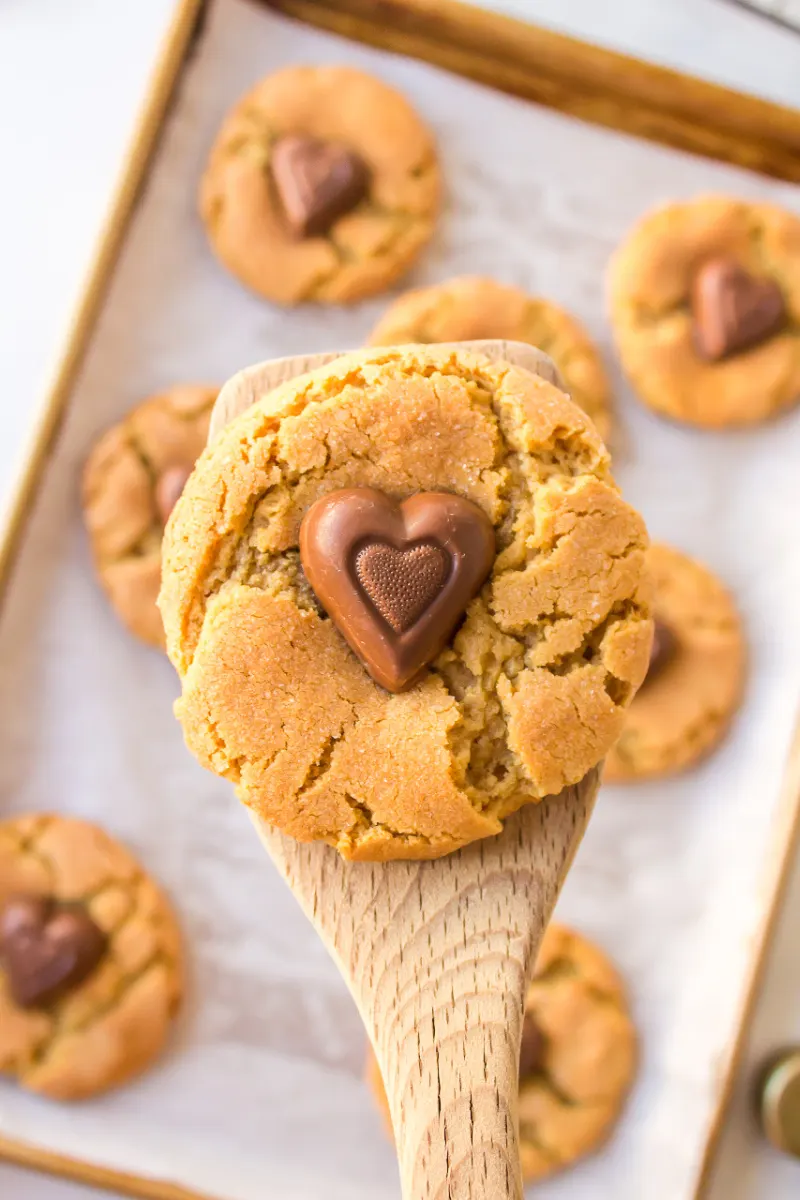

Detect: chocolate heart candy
692,257,785,361
270,134,369,238
0,894,107,1009
299,488,495,692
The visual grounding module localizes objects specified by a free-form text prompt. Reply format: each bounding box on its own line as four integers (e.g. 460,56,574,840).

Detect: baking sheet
708,814,800,1199
2,1,800,1197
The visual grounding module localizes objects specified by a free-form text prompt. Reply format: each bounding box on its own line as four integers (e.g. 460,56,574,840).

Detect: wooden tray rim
2,0,800,1195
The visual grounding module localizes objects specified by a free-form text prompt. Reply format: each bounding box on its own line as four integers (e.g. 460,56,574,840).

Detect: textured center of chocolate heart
692,257,785,361
0,894,107,1009
271,134,369,238
355,541,449,634
299,488,496,692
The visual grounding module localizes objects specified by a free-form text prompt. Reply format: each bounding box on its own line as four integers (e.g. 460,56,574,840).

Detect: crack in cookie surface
161,347,651,861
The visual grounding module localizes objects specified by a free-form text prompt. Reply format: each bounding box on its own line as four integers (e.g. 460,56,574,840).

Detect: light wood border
263,0,800,182
691,706,800,1194
0,0,214,1193
2,0,800,1195
0,1136,215,1200
0,0,206,605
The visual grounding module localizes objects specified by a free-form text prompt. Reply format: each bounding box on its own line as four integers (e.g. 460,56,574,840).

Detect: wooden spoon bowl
208,341,600,1200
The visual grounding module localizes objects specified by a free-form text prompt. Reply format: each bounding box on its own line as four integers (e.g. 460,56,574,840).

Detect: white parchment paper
1,2,800,1197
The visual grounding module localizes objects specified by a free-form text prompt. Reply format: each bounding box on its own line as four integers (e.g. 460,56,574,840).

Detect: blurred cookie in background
368,276,613,442
365,922,637,1182
609,195,800,428
83,385,217,649
0,813,183,1101
605,543,746,782
200,65,440,305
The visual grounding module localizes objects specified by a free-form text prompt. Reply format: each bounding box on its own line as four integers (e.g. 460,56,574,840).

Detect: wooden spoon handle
254,775,597,1200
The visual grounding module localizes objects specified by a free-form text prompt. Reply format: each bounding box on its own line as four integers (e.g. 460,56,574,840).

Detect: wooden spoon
208,341,600,1200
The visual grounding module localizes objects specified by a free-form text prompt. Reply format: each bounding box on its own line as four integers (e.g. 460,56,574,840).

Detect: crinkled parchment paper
1,1,799,1197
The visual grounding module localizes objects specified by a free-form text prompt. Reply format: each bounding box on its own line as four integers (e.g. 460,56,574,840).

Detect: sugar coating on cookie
0,815,182,1101
365,922,637,1180
160,346,651,862
369,276,613,442
83,385,217,648
605,543,745,782
200,66,440,306
609,195,800,428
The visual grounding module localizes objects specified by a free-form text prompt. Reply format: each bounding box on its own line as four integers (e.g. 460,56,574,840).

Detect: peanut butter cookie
0,814,182,1101
369,277,612,441
160,346,651,862
83,385,217,648
200,66,440,305
366,922,637,1181
609,196,800,427
605,543,746,782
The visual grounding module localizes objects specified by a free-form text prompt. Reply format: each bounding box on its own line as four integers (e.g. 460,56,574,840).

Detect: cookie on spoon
160,345,652,861
159,340,648,1200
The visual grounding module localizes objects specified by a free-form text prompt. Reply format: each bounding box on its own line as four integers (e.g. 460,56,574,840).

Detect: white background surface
0,1,798,1198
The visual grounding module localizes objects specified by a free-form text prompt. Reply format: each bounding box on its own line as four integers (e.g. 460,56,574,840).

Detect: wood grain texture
255,778,597,1200
263,0,800,182
211,341,598,1199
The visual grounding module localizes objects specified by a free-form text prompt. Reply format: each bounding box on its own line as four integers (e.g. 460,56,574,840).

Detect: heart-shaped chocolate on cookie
0,894,107,1009
300,488,495,692
271,134,369,238
692,257,785,361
